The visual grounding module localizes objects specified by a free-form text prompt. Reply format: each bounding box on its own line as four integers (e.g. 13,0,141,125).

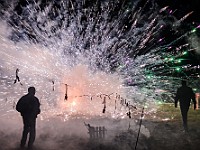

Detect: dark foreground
1,104,200,150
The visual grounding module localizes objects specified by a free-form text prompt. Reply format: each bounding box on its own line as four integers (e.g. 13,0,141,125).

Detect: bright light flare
72,101,76,106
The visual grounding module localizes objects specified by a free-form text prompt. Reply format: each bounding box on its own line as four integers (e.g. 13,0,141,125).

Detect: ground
0,104,200,150
146,104,200,150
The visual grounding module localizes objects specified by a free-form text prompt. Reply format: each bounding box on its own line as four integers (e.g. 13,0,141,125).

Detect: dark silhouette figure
175,80,196,131
16,87,40,149
14,68,23,85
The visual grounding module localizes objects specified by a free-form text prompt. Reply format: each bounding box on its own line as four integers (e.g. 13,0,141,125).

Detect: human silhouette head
181,80,187,86
28,87,36,95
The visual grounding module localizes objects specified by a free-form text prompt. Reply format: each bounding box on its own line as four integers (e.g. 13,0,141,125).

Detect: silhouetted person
16,87,40,149
175,80,196,131
14,68,23,85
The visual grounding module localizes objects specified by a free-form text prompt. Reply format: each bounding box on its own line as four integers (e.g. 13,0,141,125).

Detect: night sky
157,0,200,22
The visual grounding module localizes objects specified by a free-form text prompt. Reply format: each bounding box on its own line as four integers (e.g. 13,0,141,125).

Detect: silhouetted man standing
175,80,196,131
16,87,40,149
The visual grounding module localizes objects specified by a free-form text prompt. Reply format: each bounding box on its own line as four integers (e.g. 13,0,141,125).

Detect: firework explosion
0,0,199,120
0,1,200,150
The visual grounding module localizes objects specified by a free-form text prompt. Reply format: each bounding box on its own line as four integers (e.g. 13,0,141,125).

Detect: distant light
175,67,181,71
162,118,170,121
193,88,197,92
146,75,151,79
72,101,76,106
191,28,196,33
158,38,164,42
177,59,182,63
182,51,188,55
